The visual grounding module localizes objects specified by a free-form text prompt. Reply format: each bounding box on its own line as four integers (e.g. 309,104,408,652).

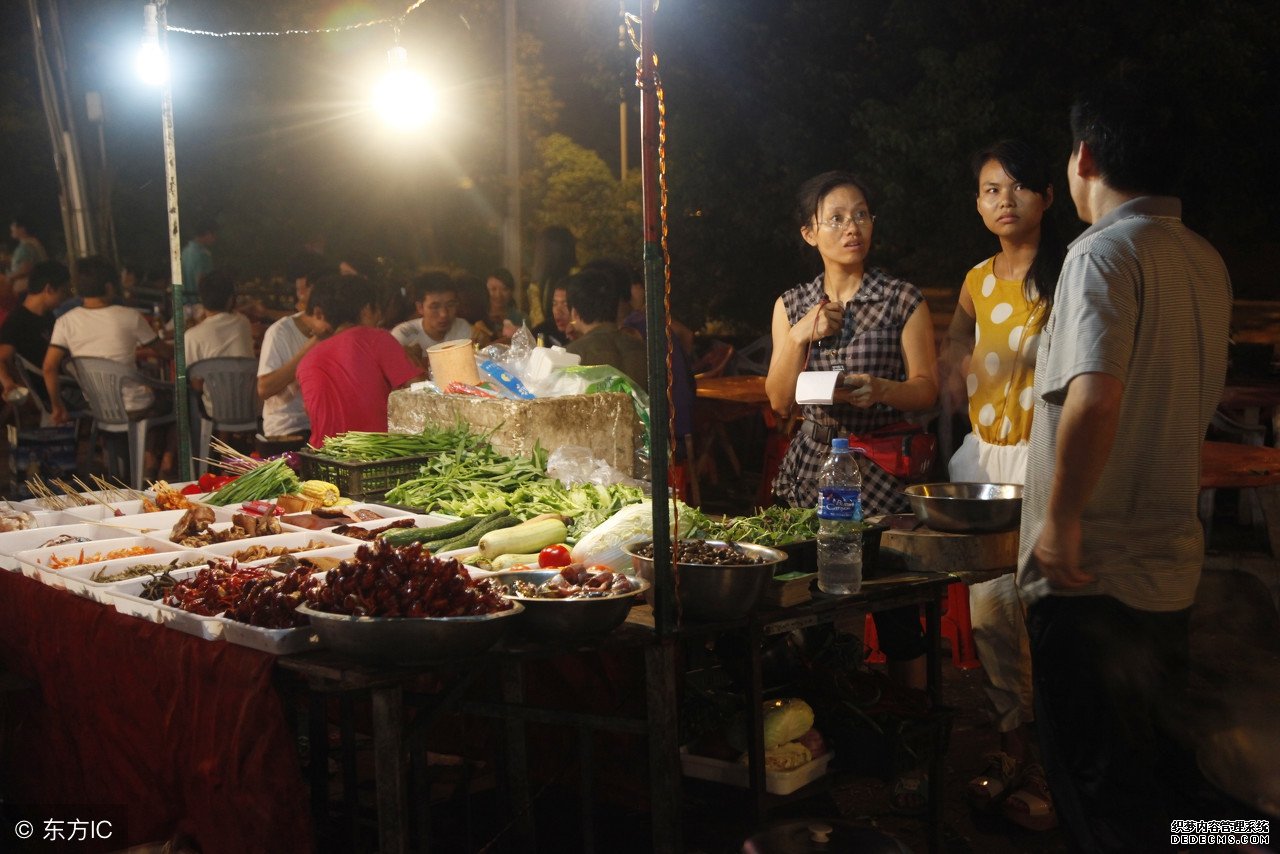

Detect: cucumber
381,516,481,547
434,513,519,553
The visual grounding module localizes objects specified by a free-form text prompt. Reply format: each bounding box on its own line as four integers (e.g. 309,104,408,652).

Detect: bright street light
137,4,167,86
372,46,434,130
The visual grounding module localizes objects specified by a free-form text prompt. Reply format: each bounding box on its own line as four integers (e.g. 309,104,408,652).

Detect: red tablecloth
0,570,312,853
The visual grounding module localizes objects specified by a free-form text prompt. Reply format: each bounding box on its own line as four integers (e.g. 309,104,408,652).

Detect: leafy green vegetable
204,458,301,506
701,506,862,546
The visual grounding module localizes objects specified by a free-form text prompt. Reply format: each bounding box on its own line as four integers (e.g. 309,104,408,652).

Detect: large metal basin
902,482,1023,533
488,569,648,639
296,601,523,664
623,539,785,622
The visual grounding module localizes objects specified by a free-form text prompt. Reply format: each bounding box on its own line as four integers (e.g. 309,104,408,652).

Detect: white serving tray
88,507,235,538
108,567,225,639
0,523,123,570
16,535,181,584
58,550,214,601
198,531,359,566
219,617,321,656
327,512,460,536
679,748,834,796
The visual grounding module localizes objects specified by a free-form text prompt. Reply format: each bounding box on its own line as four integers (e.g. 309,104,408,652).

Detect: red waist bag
849,422,937,480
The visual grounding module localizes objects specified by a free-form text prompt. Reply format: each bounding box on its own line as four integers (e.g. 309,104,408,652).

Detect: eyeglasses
818,211,875,231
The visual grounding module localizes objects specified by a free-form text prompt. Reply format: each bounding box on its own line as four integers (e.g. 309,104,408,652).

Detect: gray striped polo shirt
1017,196,1231,611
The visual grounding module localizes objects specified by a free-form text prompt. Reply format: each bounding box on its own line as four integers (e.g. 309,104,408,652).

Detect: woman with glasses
765,170,939,810
942,139,1063,831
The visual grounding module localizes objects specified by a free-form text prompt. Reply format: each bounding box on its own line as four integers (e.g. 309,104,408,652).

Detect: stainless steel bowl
296,601,524,664
487,569,649,638
623,539,786,622
902,482,1023,533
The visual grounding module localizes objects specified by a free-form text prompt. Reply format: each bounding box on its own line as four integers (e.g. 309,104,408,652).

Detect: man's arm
1032,371,1124,588
0,344,19,396
258,335,317,400
43,344,69,424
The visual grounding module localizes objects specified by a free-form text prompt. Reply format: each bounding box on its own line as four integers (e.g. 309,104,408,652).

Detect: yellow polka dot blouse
964,255,1047,445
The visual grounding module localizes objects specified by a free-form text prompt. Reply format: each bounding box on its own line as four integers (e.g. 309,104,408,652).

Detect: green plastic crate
296,451,430,501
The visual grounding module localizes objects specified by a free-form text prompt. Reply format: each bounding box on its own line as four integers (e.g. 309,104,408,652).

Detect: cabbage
570,499,699,573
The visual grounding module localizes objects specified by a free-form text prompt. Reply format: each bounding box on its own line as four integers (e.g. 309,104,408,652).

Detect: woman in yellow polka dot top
944,139,1066,832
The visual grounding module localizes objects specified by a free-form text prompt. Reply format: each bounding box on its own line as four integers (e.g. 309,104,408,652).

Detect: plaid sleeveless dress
772,269,925,513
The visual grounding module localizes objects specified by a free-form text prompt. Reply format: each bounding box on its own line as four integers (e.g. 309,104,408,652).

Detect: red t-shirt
296,325,424,447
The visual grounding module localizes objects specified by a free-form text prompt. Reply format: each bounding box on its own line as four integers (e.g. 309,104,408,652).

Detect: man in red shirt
296,275,424,447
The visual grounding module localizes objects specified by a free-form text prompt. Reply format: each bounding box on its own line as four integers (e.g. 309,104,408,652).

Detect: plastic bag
547,445,642,488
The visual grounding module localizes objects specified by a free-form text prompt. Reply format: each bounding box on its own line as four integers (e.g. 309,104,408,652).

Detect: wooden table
695,374,768,405
694,375,790,504
1200,440,1280,615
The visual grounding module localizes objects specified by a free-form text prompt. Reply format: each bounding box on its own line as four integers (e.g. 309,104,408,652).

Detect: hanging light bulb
137,4,168,86
372,44,434,130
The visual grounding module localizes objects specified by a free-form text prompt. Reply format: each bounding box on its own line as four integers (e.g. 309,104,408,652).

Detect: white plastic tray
107,566,205,623
219,617,321,656
17,535,181,585
0,523,122,570
679,748,833,796
198,531,359,565
58,550,214,601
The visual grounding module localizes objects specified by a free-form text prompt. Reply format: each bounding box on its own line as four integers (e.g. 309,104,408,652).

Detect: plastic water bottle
817,437,864,595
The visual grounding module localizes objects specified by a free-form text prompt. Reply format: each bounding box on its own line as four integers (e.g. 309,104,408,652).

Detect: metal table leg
500,662,536,848
371,685,406,854
924,596,943,854
645,640,683,854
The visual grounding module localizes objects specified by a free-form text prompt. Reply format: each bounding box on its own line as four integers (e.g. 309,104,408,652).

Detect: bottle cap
831,437,849,452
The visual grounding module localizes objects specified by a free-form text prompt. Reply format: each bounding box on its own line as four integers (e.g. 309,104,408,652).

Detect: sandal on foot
966,751,1022,810
889,771,929,815
1002,762,1058,831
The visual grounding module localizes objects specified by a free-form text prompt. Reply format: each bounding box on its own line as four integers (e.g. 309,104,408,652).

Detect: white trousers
949,432,1034,732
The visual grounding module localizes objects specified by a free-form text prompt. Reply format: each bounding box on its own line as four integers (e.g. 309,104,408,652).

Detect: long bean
311,423,490,462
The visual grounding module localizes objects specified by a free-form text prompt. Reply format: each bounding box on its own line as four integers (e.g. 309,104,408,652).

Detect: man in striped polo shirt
1016,74,1231,850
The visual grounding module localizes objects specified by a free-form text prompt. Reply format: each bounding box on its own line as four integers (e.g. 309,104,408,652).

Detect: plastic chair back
187,357,260,476
732,334,772,376
65,357,139,429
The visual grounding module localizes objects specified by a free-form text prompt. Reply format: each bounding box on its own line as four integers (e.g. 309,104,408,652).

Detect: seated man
564,270,649,393
44,256,172,426
185,269,254,419
257,265,333,448
0,260,71,407
296,275,424,448
389,271,472,364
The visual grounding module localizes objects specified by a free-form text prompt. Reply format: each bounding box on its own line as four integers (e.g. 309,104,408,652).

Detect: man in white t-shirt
257,267,330,443
185,269,254,418
390,272,471,358
45,256,170,425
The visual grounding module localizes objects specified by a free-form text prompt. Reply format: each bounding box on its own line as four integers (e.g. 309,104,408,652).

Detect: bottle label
817,486,862,521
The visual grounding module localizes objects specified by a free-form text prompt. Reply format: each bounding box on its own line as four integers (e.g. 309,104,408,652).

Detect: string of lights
163,0,431,38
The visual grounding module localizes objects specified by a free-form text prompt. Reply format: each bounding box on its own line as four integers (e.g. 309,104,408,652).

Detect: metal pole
26,0,76,267
44,0,95,256
638,0,673,636
502,0,522,286
154,1,192,481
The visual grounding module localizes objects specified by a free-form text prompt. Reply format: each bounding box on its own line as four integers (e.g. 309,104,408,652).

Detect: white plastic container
219,618,320,656
58,550,213,601
17,535,181,585
198,531,359,566
0,523,118,571
678,748,834,796
63,500,147,522
90,507,233,538
109,567,227,640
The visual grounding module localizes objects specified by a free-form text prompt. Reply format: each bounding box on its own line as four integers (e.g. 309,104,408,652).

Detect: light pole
141,1,193,481
502,0,522,291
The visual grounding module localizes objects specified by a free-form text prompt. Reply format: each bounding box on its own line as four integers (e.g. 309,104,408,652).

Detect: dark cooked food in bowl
624,539,785,622
632,539,767,566
303,540,513,618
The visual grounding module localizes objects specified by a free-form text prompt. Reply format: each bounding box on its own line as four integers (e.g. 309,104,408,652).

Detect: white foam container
219,617,321,656
679,748,834,796
0,523,122,570
88,507,236,538
15,535,180,583
0,508,86,530
198,531,359,566
107,565,253,639
58,550,214,601
63,500,147,521
329,513,461,537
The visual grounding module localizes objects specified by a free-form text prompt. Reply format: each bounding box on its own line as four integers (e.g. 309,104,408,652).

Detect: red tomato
538,544,572,568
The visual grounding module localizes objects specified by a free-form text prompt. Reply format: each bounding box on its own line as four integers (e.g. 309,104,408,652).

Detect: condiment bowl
623,539,785,622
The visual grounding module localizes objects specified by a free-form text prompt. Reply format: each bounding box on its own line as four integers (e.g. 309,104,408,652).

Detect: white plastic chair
13,354,91,431
187,357,260,476
66,357,175,489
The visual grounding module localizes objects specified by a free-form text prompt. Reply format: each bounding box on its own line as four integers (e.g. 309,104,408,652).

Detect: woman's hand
789,299,843,346
839,372,878,408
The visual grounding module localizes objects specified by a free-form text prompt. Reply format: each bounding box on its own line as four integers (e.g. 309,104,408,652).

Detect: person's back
563,269,649,393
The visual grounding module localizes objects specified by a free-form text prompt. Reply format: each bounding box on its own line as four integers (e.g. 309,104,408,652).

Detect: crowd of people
0,221,693,479
0,69,1241,851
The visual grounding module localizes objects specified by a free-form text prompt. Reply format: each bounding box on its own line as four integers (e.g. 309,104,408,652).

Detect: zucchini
487,552,542,571
478,518,569,560
435,513,518,553
382,516,481,547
